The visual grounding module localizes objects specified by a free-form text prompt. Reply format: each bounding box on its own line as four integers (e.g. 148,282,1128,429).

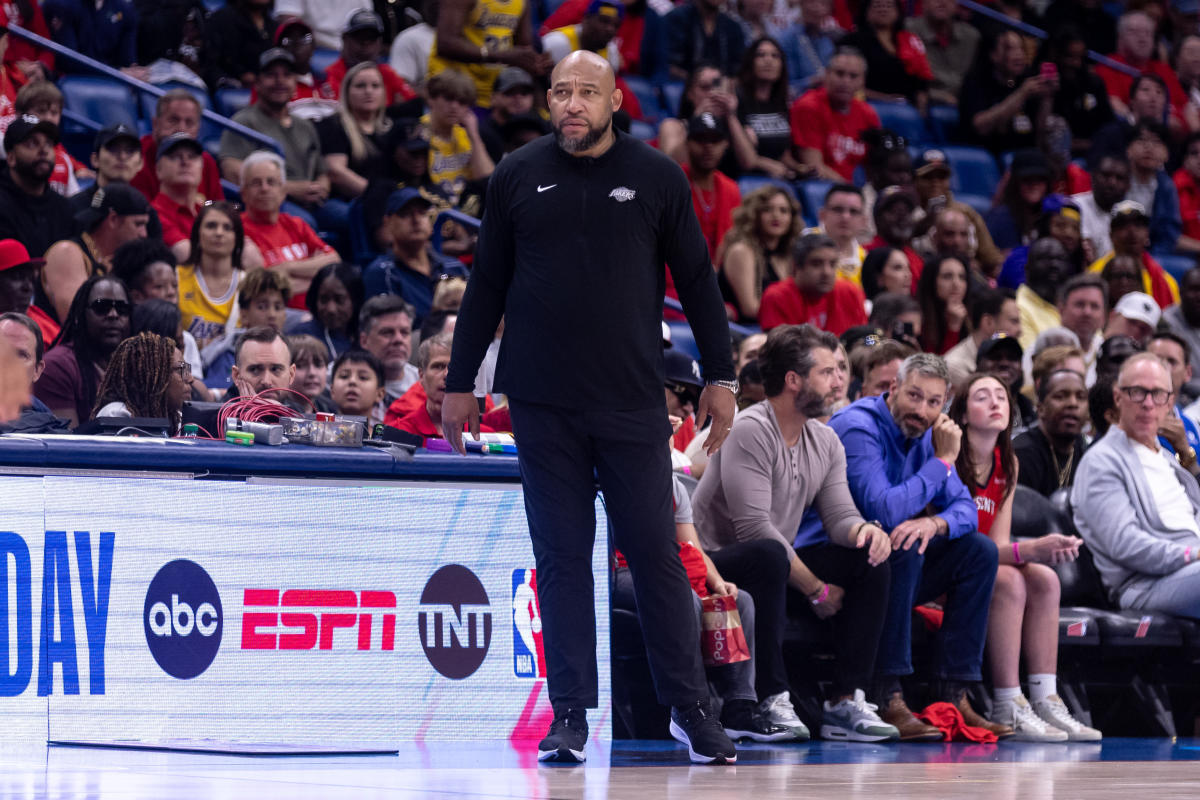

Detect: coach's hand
698,384,737,456
441,392,481,455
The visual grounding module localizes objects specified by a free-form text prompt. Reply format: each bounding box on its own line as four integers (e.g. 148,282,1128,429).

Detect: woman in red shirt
949,373,1100,742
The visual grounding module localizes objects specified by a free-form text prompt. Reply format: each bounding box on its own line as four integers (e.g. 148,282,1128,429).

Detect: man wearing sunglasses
1073,353,1200,620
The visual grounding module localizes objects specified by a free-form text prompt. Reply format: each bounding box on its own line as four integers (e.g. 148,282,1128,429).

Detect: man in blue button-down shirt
822,353,1009,740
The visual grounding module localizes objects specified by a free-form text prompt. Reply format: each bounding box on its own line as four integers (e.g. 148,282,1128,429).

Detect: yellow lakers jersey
421,113,473,205
545,24,620,70
178,264,243,351
427,0,525,108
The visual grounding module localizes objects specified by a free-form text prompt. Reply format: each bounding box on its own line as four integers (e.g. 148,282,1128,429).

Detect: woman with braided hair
92,332,194,435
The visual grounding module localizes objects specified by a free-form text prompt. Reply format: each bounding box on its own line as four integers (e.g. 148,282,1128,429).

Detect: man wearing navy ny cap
442,52,739,765
362,188,468,325
480,67,538,163
0,115,77,260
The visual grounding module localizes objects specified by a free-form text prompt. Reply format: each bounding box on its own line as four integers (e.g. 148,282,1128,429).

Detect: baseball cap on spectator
664,347,703,407
1010,149,1052,180
75,183,150,229
875,184,918,213
388,118,431,152
93,122,139,154
840,324,884,352
259,47,298,72
494,67,535,94
914,149,951,178
501,112,550,139
1110,199,1150,227
385,187,433,216
274,15,313,45
156,132,204,160
1041,193,1081,220
0,239,44,272
1113,291,1161,328
687,112,728,141
977,333,1023,362
4,114,58,152
586,0,625,20
344,9,385,36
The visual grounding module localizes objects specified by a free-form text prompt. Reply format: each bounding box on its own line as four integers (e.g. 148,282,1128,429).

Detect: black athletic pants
509,400,708,711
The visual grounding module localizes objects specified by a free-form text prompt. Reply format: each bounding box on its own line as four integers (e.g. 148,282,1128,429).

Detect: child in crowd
287,333,336,412
202,268,291,392
329,348,386,429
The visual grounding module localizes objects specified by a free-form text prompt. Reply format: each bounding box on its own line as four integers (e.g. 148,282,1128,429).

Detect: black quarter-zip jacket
446,130,735,410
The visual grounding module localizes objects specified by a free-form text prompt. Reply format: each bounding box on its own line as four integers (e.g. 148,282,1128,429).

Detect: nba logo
512,569,546,679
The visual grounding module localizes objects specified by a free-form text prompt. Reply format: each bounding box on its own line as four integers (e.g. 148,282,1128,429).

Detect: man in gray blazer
1073,352,1200,618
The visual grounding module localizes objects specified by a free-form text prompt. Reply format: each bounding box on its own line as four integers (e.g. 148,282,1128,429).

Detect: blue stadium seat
799,179,834,228
58,76,136,128
661,81,684,117
869,101,928,146
666,322,701,361
629,120,655,141
941,145,1001,198
202,0,224,9
737,175,797,202
1158,253,1196,283
927,105,959,143
621,75,662,124
215,88,252,119
310,49,340,77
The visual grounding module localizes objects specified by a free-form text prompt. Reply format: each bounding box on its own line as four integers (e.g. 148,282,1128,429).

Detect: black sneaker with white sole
669,700,738,764
720,698,797,742
538,707,588,763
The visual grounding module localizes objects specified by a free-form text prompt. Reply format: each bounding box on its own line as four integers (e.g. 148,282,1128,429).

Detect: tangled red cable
216,387,315,438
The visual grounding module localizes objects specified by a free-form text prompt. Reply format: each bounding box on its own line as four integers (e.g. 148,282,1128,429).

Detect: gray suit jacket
1071,426,1200,607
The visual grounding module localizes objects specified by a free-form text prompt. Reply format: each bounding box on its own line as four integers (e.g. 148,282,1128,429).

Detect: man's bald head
548,50,623,156
550,50,616,91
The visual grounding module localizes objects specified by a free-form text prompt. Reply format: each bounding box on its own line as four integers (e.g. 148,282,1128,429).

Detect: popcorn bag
700,594,751,666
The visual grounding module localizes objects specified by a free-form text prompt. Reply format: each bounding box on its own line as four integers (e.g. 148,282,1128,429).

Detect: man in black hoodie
0,116,79,260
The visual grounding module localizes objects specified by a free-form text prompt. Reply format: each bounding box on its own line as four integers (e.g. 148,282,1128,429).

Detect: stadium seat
737,175,797,202
869,101,928,146
310,49,340,76
666,322,701,361
214,87,252,119
58,76,137,128
799,179,833,228
661,81,684,117
629,120,655,141
1157,253,1196,282
621,75,662,124
927,104,959,143
941,145,1001,198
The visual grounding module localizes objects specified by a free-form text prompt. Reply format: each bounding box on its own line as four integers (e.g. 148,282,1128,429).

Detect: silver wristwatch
707,379,739,394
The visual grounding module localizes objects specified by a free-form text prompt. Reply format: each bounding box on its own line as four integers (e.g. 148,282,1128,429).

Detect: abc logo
144,560,223,679
418,564,491,680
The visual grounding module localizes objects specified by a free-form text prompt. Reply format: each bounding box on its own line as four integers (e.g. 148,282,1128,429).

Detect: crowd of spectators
2,0,1200,750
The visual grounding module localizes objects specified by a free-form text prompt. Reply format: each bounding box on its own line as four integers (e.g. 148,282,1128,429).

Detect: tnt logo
241,589,397,650
144,560,222,679
511,569,545,679
418,564,491,680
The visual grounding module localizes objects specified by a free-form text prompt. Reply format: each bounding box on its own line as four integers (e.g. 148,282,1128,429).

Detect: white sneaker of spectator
756,691,810,741
820,689,900,742
1032,694,1102,741
991,695,1069,742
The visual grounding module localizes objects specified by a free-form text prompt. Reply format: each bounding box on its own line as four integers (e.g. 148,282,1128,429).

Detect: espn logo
241,589,397,650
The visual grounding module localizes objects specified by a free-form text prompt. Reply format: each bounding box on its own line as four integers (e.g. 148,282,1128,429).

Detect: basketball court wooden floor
2,738,1199,799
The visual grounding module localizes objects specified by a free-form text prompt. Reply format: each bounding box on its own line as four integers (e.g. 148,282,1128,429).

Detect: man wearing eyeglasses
1073,353,1200,620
